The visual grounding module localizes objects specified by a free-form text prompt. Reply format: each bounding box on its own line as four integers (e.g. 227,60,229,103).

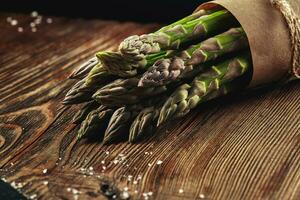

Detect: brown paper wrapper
195,0,300,87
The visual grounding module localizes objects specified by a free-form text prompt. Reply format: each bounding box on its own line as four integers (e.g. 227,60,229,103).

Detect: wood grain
0,13,299,200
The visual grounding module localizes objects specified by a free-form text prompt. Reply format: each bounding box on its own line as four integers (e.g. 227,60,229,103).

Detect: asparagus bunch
63,8,252,143
138,27,248,87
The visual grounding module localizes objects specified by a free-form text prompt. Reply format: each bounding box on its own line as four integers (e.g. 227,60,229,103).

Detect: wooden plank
0,13,299,200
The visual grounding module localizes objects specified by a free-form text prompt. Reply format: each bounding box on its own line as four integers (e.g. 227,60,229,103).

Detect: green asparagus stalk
157,9,217,32
96,50,176,77
158,53,251,126
103,105,143,144
72,101,100,124
63,78,96,105
69,57,99,79
77,105,114,139
129,106,161,143
92,77,167,107
84,62,116,87
119,10,238,60
139,27,248,87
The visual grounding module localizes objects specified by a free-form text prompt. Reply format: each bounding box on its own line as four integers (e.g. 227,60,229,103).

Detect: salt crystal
42,169,47,174
6,17,12,22
144,152,149,155
101,160,105,164
71,188,80,194
17,27,23,32
199,194,205,198
102,166,106,170
88,166,93,171
148,163,152,167
137,175,142,180
31,11,38,17
105,151,110,155
120,191,130,199
148,192,153,196
31,27,37,32
29,194,37,199
113,160,119,164
34,18,42,25
11,20,18,26
67,187,72,192
58,157,62,160
156,160,163,165
133,180,138,184
46,18,53,24
179,189,184,193
43,181,48,185
30,22,36,27
123,187,128,191
127,175,133,181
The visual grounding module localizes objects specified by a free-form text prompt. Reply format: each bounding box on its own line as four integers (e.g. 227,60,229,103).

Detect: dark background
1,0,205,23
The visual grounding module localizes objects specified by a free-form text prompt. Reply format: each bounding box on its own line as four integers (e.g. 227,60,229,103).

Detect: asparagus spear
96,50,176,77
84,62,116,87
129,106,160,143
92,77,167,107
69,57,99,80
119,10,238,60
103,105,143,144
158,53,251,126
77,105,114,139
63,78,96,105
157,9,216,32
139,27,248,87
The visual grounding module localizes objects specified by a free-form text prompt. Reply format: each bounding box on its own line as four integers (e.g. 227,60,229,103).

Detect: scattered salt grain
42,169,48,174
43,181,49,185
17,27,23,32
179,189,184,193
31,27,37,32
105,151,110,155
11,20,18,26
67,187,72,192
29,194,37,199
6,17,12,22
156,160,163,165
31,11,38,17
127,175,133,181
113,160,119,164
199,194,205,199
88,166,94,171
101,160,105,164
120,191,130,199
133,180,138,185
30,22,36,27
46,18,53,24
148,163,152,167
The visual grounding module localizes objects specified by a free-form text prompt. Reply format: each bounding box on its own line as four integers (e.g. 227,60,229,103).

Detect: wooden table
0,13,299,200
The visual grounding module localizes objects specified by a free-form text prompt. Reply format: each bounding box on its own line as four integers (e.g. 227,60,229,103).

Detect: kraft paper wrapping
195,0,300,87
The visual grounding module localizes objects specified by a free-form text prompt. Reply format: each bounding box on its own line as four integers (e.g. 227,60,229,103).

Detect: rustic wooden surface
0,13,300,200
